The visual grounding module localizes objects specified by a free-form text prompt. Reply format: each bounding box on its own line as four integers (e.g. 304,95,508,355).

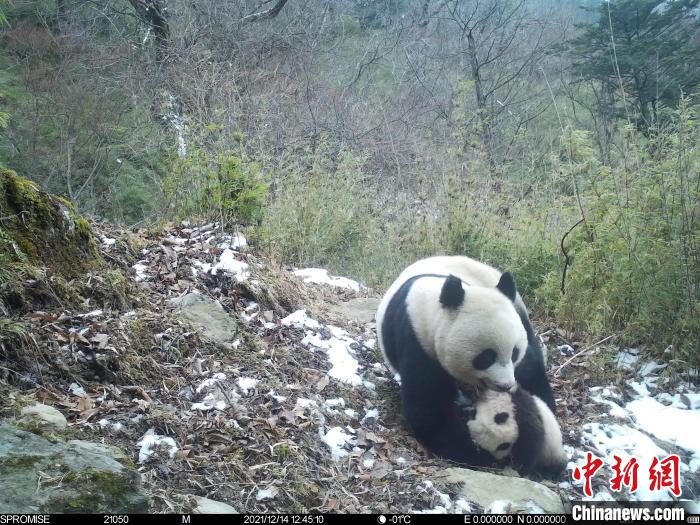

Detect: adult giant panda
467,387,566,478
376,255,555,465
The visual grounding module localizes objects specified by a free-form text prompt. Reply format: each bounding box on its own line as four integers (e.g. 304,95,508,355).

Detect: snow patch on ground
190,372,238,411
132,262,149,282
191,393,227,411
69,383,87,397
219,232,247,251
571,354,700,502
211,249,250,281
236,377,259,395
293,268,365,292
256,488,276,501
281,310,321,330
302,328,363,385
98,419,123,432
362,408,379,422
137,429,179,463
195,373,227,394
626,396,700,463
322,426,356,459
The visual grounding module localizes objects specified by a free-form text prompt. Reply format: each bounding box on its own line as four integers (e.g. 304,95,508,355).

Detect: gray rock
169,293,238,343
191,496,238,514
444,467,565,513
19,403,67,431
0,422,148,513
67,440,132,466
329,297,381,324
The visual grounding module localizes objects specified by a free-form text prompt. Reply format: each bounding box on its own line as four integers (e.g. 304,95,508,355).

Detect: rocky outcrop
0,168,103,313
329,297,381,324
169,293,239,343
190,496,238,514
19,403,68,432
444,468,565,513
0,422,148,513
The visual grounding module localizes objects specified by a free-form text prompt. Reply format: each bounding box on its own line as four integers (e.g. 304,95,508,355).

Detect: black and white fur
467,387,566,478
376,256,555,466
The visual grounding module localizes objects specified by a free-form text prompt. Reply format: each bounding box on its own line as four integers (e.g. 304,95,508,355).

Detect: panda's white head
467,389,518,460
431,273,528,392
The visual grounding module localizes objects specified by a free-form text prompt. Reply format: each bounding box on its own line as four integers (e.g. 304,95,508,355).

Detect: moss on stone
0,168,105,312
0,168,101,276
0,454,43,472
42,468,146,513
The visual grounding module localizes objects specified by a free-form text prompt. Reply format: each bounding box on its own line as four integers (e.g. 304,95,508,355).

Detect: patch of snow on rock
454,499,474,513
484,500,513,513
639,361,667,376
615,349,640,369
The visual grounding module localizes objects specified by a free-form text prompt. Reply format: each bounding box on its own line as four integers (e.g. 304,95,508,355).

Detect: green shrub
261,149,382,280
543,101,699,363
167,146,267,226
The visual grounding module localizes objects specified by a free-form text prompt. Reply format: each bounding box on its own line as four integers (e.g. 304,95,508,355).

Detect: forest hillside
0,0,699,514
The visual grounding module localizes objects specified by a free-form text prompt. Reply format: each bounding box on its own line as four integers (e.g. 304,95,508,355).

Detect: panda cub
467,386,566,478
376,255,555,466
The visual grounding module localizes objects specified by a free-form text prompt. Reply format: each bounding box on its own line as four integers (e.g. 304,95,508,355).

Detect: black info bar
0,512,697,525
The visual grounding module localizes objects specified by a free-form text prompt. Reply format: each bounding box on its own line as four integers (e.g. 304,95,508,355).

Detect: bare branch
241,0,291,24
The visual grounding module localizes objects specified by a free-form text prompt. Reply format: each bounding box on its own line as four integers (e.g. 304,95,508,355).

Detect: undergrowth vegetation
261,100,699,365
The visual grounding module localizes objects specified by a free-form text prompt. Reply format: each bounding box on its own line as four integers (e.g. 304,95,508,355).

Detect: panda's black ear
497,272,517,302
440,274,465,309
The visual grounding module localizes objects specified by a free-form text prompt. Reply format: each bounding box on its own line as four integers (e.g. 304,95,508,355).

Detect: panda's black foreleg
515,340,556,412
398,344,494,467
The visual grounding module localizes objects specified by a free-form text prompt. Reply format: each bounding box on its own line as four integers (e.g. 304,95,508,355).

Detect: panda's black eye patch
496,442,511,451
494,412,509,424
512,347,520,363
473,349,497,370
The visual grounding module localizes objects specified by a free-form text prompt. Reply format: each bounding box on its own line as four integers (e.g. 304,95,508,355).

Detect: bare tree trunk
127,0,170,64
466,29,495,169
56,0,67,32
240,0,291,23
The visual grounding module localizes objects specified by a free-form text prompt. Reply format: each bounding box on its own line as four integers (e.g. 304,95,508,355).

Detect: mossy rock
0,422,149,513
0,168,106,312
0,168,101,276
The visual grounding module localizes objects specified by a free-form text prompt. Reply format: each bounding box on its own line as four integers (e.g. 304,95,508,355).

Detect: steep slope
1,187,698,512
